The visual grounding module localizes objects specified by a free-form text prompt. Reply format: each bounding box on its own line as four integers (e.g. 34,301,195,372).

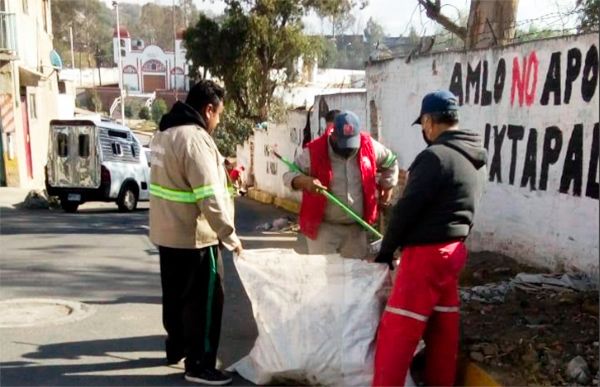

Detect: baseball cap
333,111,361,149
413,90,459,125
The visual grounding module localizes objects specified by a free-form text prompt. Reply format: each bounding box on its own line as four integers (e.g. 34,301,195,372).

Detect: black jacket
375,129,488,265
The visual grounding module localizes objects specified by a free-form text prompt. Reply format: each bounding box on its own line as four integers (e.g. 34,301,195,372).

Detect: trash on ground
460,252,598,386
18,190,59,210
255,216,297,232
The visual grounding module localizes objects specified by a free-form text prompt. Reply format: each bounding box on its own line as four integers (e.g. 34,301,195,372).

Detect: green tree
124,105,133,118
139,106,150,120
578,0,600,32
364,17,385,50
318,37,339,68
213,104,254,156
51,0,112,68
151,99,168,124
184,0,351,123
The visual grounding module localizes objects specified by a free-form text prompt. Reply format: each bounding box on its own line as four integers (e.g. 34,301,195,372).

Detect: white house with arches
113,27,189,93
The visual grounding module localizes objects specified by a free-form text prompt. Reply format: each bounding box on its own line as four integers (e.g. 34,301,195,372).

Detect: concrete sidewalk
0,187,31,208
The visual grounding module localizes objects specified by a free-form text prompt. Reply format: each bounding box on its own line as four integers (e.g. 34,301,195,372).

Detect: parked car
45,118,150,213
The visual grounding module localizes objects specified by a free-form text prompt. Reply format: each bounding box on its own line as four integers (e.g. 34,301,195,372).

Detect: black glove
374,251,394,270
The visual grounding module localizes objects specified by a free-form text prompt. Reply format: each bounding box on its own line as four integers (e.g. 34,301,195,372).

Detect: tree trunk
419,0,519,50
466,0,519,49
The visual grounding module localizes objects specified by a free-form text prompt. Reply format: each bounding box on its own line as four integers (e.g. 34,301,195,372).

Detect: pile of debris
460,252,598,386
16,190,60,210
255,216,298,232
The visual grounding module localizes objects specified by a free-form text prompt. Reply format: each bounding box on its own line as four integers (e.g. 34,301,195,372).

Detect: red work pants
373,241,467,387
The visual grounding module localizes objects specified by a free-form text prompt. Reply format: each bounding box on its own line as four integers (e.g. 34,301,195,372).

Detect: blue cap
413,90,459,125
333,111,361,149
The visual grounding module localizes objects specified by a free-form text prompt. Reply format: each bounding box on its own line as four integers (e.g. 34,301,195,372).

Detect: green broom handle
273,150,383,239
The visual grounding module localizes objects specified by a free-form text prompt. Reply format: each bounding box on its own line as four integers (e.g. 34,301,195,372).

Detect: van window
57,133,68,157
131,144,137,158
78,134,90,158
111,143,123,156
108,130,128,139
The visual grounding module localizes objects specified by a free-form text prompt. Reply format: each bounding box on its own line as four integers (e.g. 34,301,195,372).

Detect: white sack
229,248,411,386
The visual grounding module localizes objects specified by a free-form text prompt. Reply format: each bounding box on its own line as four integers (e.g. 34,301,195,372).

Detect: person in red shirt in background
225,160,246,195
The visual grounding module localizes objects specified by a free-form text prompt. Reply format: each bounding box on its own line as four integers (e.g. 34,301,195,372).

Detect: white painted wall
238,110,307,202
60,68,120,87
367,33,599,274
309,91,367,139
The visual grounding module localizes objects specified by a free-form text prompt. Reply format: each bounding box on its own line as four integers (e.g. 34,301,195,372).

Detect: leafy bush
138,106,150,120
151,99,168,124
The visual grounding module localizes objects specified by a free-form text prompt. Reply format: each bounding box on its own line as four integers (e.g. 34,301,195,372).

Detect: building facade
113,27,189,93
0,0,66,188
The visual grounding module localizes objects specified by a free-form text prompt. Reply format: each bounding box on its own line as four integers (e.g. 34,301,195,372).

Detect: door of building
143,75,166,92
20,94,33,179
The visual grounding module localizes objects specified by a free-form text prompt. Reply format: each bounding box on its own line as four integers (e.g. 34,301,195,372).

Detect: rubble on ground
18,190,60,210
460,252,599,386
255,216,298,232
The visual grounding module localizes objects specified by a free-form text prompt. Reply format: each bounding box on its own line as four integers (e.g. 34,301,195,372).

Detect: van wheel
61,200,79,213
117,184,138,212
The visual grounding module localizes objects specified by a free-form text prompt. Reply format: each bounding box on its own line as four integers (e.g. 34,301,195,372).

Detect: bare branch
417,0,467,40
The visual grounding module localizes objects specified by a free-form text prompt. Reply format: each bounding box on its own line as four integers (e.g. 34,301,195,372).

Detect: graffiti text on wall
449,45,599,106
483,122,599,199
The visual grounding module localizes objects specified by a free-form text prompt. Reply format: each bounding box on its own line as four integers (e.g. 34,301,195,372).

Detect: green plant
151,99,168,124
213,103,253,157
124,105,133,118
151,99,169,124
139,106,150,120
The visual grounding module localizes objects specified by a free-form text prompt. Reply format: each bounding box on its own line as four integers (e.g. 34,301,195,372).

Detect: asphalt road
0,194,299,386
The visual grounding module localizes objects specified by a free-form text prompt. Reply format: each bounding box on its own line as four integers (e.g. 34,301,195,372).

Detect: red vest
299,132,378,240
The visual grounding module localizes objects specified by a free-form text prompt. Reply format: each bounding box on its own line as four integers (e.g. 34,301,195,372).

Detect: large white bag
229,249,391,386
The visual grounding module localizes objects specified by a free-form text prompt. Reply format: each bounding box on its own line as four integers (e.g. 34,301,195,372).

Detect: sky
104,0,580,36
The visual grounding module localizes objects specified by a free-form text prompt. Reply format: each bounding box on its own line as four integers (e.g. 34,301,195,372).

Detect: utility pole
172,0,178,101
69,26,75,69
113,0,126,125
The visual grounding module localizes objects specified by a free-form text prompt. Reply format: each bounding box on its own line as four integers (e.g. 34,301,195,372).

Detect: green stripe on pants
204,246,217,352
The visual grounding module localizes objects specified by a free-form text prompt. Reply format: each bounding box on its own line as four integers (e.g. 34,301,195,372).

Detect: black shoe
165,338,184,365
184,368,232,385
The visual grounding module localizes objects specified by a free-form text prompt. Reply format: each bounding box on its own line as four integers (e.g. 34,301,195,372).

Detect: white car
45,118,150,213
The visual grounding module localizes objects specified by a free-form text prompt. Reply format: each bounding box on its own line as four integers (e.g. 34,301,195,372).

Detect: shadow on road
1,332,256,386
0,206,149,236
0,335,183,386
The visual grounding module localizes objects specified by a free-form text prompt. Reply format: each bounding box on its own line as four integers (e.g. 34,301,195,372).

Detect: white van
45,118,150,213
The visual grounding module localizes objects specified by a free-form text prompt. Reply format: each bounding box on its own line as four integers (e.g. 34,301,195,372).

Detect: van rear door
48,122,100,188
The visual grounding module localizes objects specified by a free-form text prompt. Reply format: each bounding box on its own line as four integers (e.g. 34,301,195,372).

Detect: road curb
247,188,274,205
246,188,300,214
459,361,502,386
273,197,300,214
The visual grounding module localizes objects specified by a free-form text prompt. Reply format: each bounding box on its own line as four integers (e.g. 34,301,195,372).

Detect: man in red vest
283,110,398,258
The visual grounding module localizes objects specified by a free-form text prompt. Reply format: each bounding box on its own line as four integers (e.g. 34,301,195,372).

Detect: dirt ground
460,251,599,386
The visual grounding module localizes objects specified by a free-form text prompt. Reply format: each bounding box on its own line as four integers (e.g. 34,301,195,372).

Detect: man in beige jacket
149,80,242,385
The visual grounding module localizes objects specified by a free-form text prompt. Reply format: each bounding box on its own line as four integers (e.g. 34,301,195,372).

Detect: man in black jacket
372,90,487,387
